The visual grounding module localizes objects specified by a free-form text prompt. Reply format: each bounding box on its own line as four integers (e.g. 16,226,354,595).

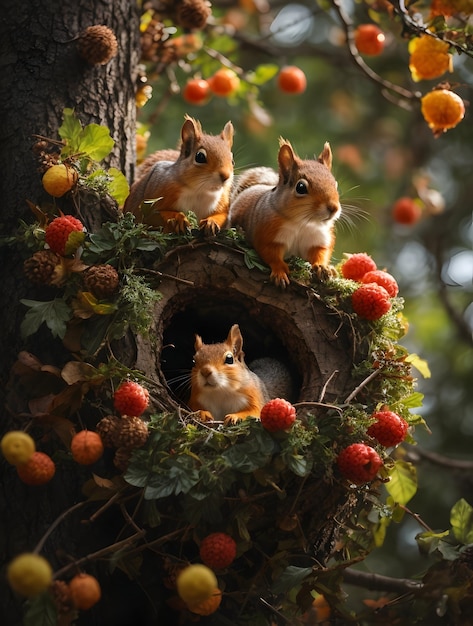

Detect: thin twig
399,504,433,532
294,401,343,415
34,501,88,555
405,444,473,470
344,369,382,404
318,370,339,402
342,567,423,594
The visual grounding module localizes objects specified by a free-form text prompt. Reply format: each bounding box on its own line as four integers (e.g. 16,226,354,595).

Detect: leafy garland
4,110,473,626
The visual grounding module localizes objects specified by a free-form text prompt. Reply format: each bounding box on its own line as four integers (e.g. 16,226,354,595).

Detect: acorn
96,415,121,447
77,25,118,66
174,0,212,30
82,264,119,300
23,250,67,286
112,416,149,450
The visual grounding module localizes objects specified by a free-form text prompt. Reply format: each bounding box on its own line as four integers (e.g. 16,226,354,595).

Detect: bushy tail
249,357,294,402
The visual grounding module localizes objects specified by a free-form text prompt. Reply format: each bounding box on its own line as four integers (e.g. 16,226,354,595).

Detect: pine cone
83,264,119,299
112,416,149,450
77,25,118,65
140,17,166,62
175,0,212,30
96,415,121,447
113,446,132,472
23,250,66,286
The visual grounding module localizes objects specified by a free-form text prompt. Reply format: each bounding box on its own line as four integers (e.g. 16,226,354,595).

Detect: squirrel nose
327,203,340,216
201,365,213,379
219,170,231,184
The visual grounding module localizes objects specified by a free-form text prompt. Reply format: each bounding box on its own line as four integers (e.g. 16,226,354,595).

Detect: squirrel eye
195,149,207,164
295,179,309,195
224,352,234,365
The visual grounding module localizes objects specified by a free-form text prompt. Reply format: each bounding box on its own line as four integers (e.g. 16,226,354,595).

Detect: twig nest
77,25,118,66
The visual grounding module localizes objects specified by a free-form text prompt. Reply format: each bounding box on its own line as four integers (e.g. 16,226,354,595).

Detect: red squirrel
229,139,341,287
123,115,234,235
188,324,293,424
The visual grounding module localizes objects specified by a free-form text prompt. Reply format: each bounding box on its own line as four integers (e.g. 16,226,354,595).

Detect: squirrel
229,138,341,287
188,324,293,424
123,115,234,235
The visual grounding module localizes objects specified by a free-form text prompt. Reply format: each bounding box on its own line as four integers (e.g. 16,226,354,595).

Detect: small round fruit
367,410,409,447
188,588,222,615
352,283,392,320
113,380,150,417
421,89,465,135
1,430,36,466
208,68,240,97
392,197,422,225
17,451,56,485
277,65,307,94
42,164,78,198
337,443,383,484
361,270,399,297
7,553,53,597
409,35,451,82
341,252,377,281
69,573,102,610
183,78,211,105
260,398,296,432
176,564,218,606
199,532,237,569
354,24,385,56
71,430,104,465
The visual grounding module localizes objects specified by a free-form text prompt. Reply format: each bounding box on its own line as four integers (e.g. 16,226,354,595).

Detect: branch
342,567,423,594
405,444,473,470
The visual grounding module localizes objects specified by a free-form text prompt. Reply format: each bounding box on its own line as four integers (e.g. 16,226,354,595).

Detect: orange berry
421,89,465,135
354,24,385,55
277,65,307,94
208,68,240,97
70,430,104,465
17,451,55,485
182,78,211,105
392,197,422,225
69,573,101,610
188,588,222,615
409,35,452,82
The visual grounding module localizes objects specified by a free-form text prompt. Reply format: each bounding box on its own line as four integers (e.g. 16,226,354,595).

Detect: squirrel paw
167,213,190,234
224,413,244,425
199,217,221,237
270,270,290,289
195,410,214,422
311,264,337,282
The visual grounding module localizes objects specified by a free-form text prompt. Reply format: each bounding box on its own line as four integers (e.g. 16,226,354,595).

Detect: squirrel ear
221,121,234,147
194,334,203,351
181,117,200,157
318,142,332,171
228,324,243,356
278,142,296,185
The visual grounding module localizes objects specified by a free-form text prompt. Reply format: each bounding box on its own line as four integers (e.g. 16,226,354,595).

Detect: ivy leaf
271,566,313,594
77,123,114,161
450,498,473,544
385,460,417,505
144,456,200,500
20,299,72,339
107,167,130,206
24,592,57,626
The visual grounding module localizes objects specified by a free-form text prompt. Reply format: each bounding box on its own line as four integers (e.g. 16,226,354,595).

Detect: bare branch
342,567,423,593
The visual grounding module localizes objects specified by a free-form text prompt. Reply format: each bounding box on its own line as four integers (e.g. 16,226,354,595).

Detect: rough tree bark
0,2,139,623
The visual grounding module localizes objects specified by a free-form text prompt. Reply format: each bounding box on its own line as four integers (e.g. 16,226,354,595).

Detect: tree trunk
0,2,139,623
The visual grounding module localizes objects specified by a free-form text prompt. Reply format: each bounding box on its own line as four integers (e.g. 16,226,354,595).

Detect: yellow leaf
406,353,431,378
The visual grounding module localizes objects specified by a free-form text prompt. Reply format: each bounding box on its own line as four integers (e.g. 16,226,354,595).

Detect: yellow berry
1,431,35,466
408,35,452,82
176,564,217,606
7,553,53,597
42,164,78,197
421,89,465,135
188,588,222,615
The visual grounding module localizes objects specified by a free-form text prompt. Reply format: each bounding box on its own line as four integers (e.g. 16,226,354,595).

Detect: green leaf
398,392,424,409
24,592,58,626
286,453,310,477
385,460,417,505
77,123,114,161
405,353,431,378
247,63,279,85
20,299,72,339
450,498,473,544
222,429,276,472
107,167,130,206
58,107,83,148
271,566,313,594
144,456,200,500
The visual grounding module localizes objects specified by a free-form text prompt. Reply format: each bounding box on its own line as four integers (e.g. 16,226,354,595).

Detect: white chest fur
275,219,333,258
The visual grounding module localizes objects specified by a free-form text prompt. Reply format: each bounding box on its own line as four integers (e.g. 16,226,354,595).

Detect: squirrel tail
249,357,294,402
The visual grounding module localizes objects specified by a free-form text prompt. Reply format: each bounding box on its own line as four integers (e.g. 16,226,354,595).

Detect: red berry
354,24,386,56
392,197,422,225
182,78,211,105
260,398,296,432
277,66,307,94
113,381,149,417
199,532,237,569
71,430,104,465
45,215,85,256
17,451,56,485
352,283,392,320
341,253,377,281
367,410,409,447
337,443,382,484
208,68,240,97
361,270,399,298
